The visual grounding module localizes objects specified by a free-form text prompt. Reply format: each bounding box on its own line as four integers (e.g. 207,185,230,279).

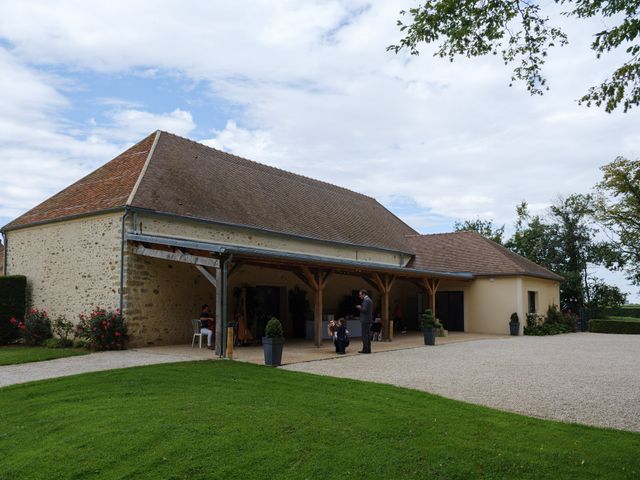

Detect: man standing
356,289,372,354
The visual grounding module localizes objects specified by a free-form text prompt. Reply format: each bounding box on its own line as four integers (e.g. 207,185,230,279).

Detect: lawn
0,345,89,366
0,361,638,480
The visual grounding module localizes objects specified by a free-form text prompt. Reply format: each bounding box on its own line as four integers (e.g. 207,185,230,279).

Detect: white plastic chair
191,318,204,348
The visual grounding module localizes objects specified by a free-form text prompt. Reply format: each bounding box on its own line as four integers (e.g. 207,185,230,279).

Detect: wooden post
422,278,440,319
369,273,395,341
215,268,223,356
226,326,234,359
298,267,331,348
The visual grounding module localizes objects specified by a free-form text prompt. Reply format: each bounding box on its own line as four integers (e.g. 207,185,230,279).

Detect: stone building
1,131,561,349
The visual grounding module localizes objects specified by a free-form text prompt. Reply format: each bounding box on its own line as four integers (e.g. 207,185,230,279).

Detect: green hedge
588,318,640,334
0,275,27,344
598,307,640,318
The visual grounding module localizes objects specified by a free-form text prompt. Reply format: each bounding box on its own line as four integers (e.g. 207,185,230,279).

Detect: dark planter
423,327,436,345
509,322,520,336
263,336,284,366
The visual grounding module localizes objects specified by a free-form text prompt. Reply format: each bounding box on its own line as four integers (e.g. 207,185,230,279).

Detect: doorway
435,291,464,332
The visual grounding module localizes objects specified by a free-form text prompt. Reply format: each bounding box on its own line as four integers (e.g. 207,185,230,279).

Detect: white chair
191,318,204,348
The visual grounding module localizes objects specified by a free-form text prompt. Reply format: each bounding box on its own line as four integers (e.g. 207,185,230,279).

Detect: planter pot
263,336,284,366
423,327,436,346
509,322,520,336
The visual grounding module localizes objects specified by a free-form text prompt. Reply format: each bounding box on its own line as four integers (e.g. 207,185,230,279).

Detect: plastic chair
191,318,204,348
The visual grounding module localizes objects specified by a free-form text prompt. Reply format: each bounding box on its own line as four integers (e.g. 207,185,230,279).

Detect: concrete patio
143,331,508,365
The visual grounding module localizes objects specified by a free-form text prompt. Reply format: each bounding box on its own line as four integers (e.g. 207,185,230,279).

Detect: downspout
119,207,131,314
222,253,232,358
1,231,7,276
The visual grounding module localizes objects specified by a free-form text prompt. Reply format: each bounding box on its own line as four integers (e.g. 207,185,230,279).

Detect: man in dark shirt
199,304,214,349
356,289,372,353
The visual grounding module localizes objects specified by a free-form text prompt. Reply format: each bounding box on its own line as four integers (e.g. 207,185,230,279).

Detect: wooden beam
314,287,323,347
195,265,217,288
134,245,220,268
360,276,380,293
300,266,319,291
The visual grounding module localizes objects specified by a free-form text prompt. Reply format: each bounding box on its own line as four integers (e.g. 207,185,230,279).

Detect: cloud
0,1,639,298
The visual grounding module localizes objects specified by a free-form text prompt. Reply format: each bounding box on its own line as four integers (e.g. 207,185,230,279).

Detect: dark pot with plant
509,312,520,336
263,317,284,366
420,309,437,346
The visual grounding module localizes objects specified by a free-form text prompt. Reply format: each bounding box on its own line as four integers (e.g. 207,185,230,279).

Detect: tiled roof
4,131,417,253
3,133,156,229
406,231,563,280
128,132,417,252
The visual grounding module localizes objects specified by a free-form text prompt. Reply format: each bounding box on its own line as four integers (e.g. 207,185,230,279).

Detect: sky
0,1,638,301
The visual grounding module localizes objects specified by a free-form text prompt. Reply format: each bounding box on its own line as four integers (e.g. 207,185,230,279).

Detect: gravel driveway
282,333,640,432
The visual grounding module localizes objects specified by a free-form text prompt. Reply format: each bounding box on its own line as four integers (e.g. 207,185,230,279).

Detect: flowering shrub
76,307,128,350
20,309,53,345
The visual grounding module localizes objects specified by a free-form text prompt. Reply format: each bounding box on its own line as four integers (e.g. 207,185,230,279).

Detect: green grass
0,362,638,480
0,345,89,365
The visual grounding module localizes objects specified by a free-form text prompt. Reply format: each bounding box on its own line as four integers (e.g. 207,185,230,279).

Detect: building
1,131,561,350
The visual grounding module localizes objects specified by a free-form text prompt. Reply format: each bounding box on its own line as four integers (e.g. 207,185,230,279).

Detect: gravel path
0,349,202,388
283,333,640,432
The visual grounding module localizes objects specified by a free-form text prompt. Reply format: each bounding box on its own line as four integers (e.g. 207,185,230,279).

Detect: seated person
199,304,215,350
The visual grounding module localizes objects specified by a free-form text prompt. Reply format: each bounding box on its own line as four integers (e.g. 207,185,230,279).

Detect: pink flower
115,331,121,337
9,317,17,324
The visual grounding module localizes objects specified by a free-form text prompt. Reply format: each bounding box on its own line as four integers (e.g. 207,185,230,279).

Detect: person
335,318,349,354
356,289,372,353
328,318,338,341
199,304,215,350
393,299,406,334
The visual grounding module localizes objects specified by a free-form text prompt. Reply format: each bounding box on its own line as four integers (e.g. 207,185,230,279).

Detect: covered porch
124,232,473,355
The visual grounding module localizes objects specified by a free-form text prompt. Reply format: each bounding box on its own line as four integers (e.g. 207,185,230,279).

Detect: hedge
588,318,640,334
0,275,27,344
598,307,640,318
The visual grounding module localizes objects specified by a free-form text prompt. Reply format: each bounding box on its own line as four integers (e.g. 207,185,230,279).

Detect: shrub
0,275,27,345
264,317,283,338
589,318,640,334
599,307,640,319
510,312,519,324
76,307,127,350
52,316,75,341
43,337,74,349
22,309,53,345
420,309,437,329
524,308,571,336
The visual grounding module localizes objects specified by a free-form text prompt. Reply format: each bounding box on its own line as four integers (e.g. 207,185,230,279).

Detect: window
528,291,537,314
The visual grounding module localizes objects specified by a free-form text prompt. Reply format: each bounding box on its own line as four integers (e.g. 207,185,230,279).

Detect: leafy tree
588,277,628,311
594,157,640,284
388,1,640,112
505,195,610,309
454,218,505,244
505,201,556,267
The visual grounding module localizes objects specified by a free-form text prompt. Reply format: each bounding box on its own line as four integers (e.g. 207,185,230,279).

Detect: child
335,318,350,354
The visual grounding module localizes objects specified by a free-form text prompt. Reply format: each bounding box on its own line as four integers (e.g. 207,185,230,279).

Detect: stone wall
5,213,123,321
123,249,213,346
136,213,407,266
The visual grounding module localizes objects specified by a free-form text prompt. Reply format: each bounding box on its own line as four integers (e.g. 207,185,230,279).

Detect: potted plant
509,312,520,336
263,317,284,366
420,309,438,345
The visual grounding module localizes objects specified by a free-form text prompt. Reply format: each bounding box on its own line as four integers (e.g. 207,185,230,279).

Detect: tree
594,157,640,284
588,277,628,311
505,196,609,309
454,218,505,244
388,1,640,112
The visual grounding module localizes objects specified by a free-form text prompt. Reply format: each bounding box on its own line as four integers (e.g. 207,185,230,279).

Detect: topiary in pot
263,317,284,366
420,309,437,345
509,312,520,336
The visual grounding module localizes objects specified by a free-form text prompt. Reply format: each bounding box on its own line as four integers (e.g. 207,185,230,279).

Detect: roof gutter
124,232,473,280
